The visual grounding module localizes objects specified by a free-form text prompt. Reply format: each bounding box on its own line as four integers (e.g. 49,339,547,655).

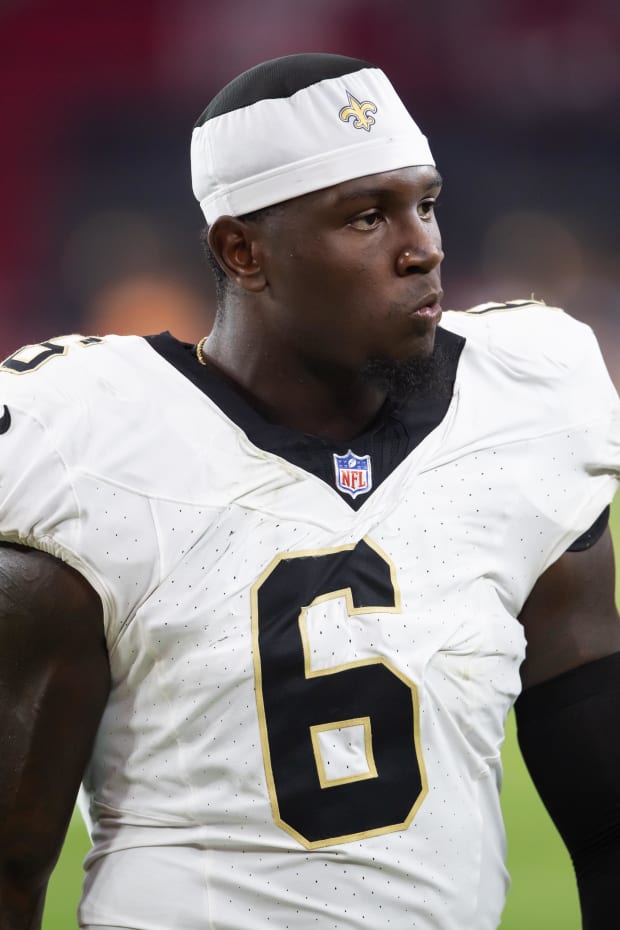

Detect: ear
207,217,267,293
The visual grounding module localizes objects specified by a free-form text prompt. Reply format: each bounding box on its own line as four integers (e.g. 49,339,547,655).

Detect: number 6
252,538,427,848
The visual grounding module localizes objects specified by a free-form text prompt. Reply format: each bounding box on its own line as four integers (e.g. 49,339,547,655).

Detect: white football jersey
0,302,618,930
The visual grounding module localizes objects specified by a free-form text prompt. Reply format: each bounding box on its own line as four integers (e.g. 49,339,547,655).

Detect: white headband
191,66,434,223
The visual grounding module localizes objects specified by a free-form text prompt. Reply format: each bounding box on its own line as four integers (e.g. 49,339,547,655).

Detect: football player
0,53,618,930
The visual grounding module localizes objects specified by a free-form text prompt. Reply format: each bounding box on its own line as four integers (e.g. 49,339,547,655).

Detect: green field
43,500,620,929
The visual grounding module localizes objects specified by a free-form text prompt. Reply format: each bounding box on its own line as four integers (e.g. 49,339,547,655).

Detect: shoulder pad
461,298,559,316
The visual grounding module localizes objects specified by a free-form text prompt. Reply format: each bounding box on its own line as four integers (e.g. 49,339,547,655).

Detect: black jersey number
252,538,427,848
1,336,102,374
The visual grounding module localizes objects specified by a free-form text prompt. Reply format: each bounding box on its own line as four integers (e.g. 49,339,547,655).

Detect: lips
412,291,442,312
410,291,443,321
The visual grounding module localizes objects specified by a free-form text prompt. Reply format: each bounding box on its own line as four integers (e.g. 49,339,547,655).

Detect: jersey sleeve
0,340,161,640
443,302,619,577
0,374,117,622
492,306,619,564
567,505,610,551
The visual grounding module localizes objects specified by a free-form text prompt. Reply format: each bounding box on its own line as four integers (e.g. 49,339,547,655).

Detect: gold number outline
251,536,428,849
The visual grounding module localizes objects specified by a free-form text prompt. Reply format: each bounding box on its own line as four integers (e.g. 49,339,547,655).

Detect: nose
395,227,444,276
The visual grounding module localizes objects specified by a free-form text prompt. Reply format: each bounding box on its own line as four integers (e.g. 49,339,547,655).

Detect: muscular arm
0,544,109,930
519,526,620,688
516,527,620,929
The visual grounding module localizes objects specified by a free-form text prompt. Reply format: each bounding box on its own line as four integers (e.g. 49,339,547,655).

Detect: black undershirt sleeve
567,506,610,552
515,651,620,929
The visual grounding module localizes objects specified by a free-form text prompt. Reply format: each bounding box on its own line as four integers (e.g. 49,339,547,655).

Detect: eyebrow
335,170,443,203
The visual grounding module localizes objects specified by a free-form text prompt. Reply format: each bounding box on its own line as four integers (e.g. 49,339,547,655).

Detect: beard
361,338,454,403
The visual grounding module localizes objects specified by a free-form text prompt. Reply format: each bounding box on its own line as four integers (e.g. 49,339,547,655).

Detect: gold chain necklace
196,336,209,366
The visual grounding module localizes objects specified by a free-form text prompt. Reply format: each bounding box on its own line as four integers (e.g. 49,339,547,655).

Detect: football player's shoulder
0,332,150,414
441,298,599,376
0,333,162,466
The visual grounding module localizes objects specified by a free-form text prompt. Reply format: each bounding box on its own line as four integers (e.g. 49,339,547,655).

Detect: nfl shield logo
333,450,372,498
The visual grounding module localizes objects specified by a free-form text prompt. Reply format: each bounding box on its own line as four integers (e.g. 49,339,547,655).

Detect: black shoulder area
195,53,375,126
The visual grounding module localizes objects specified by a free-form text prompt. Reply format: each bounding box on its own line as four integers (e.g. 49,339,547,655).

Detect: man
0,53,619,930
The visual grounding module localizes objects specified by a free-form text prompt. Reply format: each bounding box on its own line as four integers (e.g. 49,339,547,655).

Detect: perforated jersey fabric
0,301,617,930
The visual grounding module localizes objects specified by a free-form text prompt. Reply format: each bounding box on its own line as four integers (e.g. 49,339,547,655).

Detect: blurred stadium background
1,1,617,927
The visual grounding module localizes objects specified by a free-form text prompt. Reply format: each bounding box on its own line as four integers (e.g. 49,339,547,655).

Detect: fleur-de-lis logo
339,91,378,132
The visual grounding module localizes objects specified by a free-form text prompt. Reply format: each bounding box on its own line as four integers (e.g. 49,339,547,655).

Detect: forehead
280,165,442,216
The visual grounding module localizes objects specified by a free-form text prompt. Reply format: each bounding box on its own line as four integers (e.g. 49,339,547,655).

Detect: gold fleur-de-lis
339,91,378,132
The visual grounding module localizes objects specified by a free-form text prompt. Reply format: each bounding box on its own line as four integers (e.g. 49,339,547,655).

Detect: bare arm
519,526,620,688
516,527,620,929
0,544,109,930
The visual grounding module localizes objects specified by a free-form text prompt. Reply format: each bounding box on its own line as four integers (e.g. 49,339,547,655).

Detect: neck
200,327,387,441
